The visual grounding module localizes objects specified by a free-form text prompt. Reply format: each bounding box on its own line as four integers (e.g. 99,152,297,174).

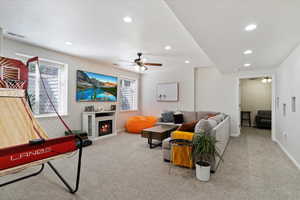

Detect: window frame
119,76,139,112
16,53,68,118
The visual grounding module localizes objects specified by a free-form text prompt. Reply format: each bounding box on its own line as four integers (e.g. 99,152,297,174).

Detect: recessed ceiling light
243,50,253,55
164,45,172,50
244,63,251,67
245,24,257,31
123,16,132,23
65,41,72,45
185,60,190,64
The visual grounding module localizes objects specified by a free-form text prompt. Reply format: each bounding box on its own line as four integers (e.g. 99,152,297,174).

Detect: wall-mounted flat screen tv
76,70,118,102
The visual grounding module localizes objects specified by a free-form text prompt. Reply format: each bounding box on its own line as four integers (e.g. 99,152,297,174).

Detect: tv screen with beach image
76,70,118,102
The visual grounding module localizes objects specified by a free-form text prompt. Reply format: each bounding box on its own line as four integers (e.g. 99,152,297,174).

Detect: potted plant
191,130,221,181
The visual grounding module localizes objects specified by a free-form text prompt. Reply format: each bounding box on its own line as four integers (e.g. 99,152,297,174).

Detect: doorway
238,76,274,139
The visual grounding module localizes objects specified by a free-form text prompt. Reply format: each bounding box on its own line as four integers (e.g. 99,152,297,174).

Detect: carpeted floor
1,127,300,200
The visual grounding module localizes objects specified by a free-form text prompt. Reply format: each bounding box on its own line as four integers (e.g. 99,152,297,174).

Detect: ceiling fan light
261,78,268,83
134,65,140,71
141,66,147,71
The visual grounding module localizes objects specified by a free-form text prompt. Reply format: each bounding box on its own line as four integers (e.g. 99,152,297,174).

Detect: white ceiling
0,0,213,73
165,0,300,72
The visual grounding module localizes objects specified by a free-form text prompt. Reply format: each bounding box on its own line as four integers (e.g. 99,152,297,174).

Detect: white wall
240,79,272,126
141,65,274,136
195,67,239,135
3,38,140,137
275,44,300,169
194,67,275,136
141,67,195,116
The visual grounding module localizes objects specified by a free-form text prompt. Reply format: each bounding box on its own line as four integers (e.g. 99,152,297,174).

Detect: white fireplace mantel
82,110,117,140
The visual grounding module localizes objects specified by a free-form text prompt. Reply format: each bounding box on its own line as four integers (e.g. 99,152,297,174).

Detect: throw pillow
194,119,217,134
207,119,218,128
177,120,198,132
220,113,227,120
161,111,174,122
173,113,184,124
209,114,223,124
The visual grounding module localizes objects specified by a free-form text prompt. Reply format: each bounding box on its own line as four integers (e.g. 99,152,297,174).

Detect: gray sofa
157,111,220,125
162,113,230,172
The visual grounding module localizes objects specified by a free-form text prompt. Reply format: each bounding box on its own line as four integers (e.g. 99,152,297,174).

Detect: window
17,54,68,117
119,78,138,111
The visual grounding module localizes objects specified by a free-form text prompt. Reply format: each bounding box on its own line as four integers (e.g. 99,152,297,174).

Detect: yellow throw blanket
171,131,194,168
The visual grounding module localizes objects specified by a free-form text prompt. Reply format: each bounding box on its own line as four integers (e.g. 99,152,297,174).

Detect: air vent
6,32,25,39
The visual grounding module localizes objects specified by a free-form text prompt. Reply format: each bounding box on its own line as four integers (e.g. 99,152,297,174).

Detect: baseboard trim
230,132,240,137
117,128,125,133
275,139,300,171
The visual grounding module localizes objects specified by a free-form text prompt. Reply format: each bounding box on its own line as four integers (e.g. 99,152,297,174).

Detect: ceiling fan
116,52,162,71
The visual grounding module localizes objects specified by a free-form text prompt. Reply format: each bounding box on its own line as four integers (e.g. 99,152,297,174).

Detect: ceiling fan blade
114,63,137,67
144,63,163,66
123,64,137,67
117,59,135,64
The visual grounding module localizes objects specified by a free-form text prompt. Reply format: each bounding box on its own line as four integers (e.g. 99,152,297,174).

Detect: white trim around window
119,76,139,112
16,53,69,117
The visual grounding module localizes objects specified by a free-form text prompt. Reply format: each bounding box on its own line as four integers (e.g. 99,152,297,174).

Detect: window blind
28,62,63,115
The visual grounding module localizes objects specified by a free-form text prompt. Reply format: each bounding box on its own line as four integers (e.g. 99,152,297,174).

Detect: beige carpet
1,127,300,200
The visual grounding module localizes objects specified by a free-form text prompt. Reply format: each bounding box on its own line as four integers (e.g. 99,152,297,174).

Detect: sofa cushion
209,114,223,124
208,118,218,128
196,111,219,120
181,111,197,122
177,120,198,132
219,113,226,120
194,119,217,134
161,111,174,122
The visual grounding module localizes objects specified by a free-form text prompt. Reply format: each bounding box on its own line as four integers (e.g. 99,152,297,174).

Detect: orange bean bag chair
125,116,157,134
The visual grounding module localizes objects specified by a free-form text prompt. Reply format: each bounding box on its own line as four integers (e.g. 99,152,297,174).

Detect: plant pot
196,161,211,181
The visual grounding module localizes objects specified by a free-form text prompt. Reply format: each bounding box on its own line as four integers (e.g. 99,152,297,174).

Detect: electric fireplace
98,120,113,136
82,110,116,140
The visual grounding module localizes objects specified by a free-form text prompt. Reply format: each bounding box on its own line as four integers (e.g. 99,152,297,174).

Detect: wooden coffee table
141,125,178,149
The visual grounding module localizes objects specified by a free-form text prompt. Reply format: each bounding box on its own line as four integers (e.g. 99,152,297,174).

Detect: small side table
241,111,251,127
